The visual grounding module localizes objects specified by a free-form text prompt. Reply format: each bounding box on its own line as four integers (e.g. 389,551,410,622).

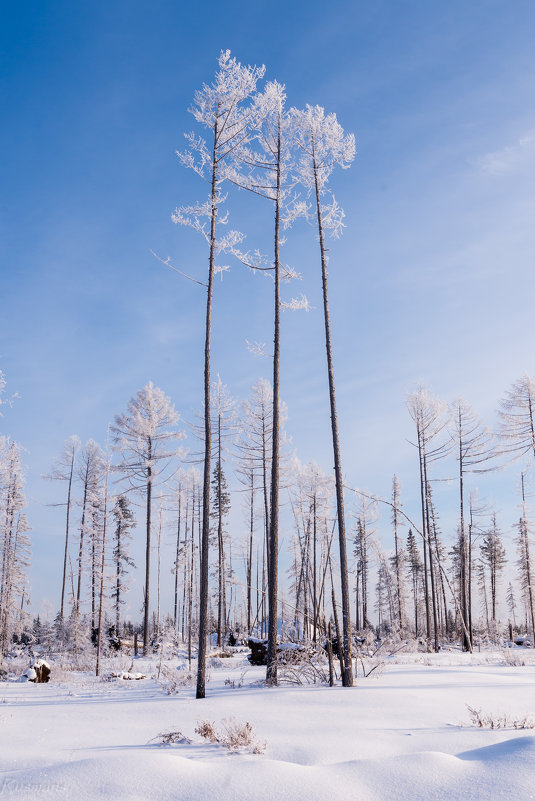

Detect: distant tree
112,382,182,654
0,441,31,658
211,460,231,647
353,497,377,630
44,435,80,619
390,475,406,631
75,439,103,616
449,398,494,650
406,529,423,636
506,581,517,630
499,375,535,460
407,386,450,651
480,513,507,624
111,495,136,634
516,472,535,642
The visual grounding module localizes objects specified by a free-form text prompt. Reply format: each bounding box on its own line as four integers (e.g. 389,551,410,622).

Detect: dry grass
195,717,266,753
466,704,535,730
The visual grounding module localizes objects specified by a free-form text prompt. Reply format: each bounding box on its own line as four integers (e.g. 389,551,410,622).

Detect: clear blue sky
2,0,535,616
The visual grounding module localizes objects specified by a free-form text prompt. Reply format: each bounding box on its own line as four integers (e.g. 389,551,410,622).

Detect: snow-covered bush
501,648,526,667
151,730,192,745
156,664,196,694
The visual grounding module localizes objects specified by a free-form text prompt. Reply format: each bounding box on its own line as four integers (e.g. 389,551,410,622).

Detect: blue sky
2,0,535,616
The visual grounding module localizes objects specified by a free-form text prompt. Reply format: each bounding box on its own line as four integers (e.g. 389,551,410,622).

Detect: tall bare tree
291,104,356,685
449,398,494,650
44,435,80,619
173,51,264,698
407,386,450,651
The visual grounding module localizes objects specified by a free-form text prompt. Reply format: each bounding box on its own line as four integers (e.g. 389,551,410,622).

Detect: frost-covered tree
516,472,535,642
406,529,423,636
480,513,507,624
499,375,535,460
389,475,406,631
111,495,136,634
112,382,182,654
506,581,517,629
407,386,450,651
289,460,333,643
291,104,355,685
449,398,494,650
353,496,377,631
173,50,264,699
75,439,104,616
211,460,231,648
230,80,308,683
0,441,31,658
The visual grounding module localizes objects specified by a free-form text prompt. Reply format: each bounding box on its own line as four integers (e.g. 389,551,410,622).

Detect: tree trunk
313,153,352,686
143,438,152,655
196,118,218,699
60,449,75,619
266,122,282,686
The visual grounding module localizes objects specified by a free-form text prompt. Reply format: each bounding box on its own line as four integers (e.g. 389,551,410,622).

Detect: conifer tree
111,495,136,634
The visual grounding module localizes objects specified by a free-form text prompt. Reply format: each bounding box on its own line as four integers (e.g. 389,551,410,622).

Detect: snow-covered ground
1,650,535,801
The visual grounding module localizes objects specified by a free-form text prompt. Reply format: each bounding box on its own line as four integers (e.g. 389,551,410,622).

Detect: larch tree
208,376,239,649
498,377,535,640
291,104,356,686
499,375,535,460
407,386,450,652
75,439,104,616
390,475,405,631
172,50,264,699
449,398,494,650
44,435,80,619
0,440,31,659
353,496,377,632
230,80,307,684
111,382,182,654
517,472,535,642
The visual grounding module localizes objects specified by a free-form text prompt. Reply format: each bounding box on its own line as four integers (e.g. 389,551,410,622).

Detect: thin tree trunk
76,469,89,614
196,116,218,699
266,123,282,686
313,153,352,686
96,457,109,676
143,438,152,655
60,449,75,619
174,486,182,630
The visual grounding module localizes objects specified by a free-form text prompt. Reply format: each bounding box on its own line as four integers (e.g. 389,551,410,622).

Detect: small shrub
195,720,219,743
196,717,266,753
466,704,534,730
151,730,193,745
223,671,246,689
502,649,526,667
156,665,195,694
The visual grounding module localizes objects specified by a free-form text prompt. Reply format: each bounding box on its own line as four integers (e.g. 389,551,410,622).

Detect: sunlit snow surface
1,650,535,801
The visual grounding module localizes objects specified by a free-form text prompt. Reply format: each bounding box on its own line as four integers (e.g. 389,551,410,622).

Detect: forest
1,52,534,696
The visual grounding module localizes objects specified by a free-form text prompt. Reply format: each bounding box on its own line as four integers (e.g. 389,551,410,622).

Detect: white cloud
477,130,535,175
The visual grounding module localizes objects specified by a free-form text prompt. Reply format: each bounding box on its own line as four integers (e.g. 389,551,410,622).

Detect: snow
1,651,535,800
